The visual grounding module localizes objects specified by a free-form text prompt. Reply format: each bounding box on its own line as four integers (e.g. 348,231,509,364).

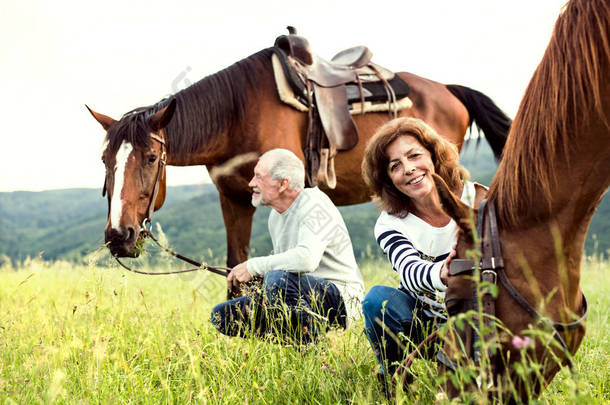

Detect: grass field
0,255,608,404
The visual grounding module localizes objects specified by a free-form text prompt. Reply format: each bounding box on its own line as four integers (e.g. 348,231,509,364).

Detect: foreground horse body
88,45,509,263
435,0,610,399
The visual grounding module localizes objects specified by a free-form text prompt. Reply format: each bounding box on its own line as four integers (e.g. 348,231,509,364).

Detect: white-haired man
211,149,364,342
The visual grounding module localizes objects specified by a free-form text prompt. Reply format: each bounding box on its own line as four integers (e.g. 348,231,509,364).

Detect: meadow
0,254,608,404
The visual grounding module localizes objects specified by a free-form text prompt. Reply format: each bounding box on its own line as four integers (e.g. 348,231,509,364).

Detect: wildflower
511,335,533,349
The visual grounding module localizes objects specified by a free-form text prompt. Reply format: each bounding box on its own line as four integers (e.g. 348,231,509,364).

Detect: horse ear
149,98,177,132
86,105,116,131
433,174,475,241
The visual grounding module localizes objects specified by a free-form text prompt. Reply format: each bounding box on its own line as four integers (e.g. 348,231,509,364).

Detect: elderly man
211,149,364,342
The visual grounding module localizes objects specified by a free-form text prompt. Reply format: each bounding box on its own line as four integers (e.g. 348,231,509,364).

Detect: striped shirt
373,181,476,319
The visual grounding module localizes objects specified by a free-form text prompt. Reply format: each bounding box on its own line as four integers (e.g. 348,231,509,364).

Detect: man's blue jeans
211,270,346,342
362,285,440,375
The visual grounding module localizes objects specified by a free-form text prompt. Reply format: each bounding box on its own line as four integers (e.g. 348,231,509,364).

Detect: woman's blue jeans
211,270,346,342
362,285,440,375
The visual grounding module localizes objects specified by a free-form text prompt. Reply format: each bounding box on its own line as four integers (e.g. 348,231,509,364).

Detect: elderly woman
361,117,484,385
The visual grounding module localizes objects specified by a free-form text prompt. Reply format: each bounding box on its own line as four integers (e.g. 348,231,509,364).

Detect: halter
102,132,231,278
142,132,167,231
443,200,588,373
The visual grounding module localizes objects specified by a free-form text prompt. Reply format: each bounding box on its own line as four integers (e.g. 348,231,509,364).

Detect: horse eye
148,155,157,164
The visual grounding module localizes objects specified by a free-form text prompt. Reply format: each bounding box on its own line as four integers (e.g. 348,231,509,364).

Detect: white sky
0,0,567,192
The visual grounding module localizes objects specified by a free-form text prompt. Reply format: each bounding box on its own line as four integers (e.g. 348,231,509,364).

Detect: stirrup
317,148,337,189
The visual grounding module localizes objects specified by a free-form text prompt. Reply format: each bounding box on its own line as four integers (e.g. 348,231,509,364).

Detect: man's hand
227,261,253,291
441,244,457,286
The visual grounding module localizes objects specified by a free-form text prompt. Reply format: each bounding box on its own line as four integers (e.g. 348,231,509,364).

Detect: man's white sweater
246,187,364,326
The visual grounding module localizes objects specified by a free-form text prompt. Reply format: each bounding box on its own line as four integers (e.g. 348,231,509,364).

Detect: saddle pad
272,51,309,112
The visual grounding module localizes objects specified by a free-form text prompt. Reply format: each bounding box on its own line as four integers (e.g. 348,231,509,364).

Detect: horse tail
446,84,511,160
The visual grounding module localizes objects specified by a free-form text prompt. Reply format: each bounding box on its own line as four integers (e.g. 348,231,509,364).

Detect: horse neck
162,88,236,166
494,94,610,314
490,0,610,310
162,49,273,166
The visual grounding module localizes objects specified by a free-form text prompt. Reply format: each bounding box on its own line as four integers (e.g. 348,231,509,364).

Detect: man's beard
251,189,266,207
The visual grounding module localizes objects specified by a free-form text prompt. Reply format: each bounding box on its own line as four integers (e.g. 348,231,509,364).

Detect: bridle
442,199,588,373
398,199,588,386
142,132,167,231
102,133,230,278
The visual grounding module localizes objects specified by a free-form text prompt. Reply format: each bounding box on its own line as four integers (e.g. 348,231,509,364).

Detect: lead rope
114,228,230,277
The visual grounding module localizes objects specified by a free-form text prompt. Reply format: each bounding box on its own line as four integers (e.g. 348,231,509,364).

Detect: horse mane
488,0,610,229
105,48,276,158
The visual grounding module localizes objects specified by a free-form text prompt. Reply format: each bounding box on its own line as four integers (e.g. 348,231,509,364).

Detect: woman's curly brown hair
361,117,469,218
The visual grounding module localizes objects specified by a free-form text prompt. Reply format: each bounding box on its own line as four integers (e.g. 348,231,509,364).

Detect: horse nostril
125,227,135,241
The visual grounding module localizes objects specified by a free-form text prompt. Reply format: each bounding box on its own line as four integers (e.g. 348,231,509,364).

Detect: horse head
433,170,591,400
87,99,176,257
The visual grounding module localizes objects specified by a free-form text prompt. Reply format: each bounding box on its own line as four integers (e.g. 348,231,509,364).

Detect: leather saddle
273,27,410,189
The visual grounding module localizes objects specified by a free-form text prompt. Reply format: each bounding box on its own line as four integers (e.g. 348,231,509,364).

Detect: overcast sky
0,0,567,192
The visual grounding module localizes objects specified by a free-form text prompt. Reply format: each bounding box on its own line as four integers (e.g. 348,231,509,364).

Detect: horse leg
217,191,255,268
217,192,258,299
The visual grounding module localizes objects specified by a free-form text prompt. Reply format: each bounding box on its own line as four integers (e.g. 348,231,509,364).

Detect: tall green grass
0,256,607,404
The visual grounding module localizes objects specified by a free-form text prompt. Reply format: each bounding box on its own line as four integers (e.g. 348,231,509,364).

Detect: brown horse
434,0,610,399
87,45,509,263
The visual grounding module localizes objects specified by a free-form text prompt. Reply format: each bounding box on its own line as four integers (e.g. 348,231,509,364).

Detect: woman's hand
441,244,457,286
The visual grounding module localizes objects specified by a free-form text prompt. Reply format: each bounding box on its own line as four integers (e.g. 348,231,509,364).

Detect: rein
110,133,230,278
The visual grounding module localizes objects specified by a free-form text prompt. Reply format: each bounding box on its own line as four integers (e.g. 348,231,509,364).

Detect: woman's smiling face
386,135,436,202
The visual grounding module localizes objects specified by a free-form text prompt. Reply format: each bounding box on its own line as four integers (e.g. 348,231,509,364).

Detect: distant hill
1,142,607,265
0,185,209,263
